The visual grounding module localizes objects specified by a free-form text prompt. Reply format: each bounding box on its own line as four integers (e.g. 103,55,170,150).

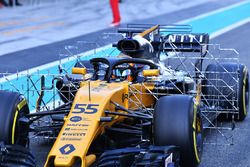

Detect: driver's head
112,68,123,78
112,67,134,82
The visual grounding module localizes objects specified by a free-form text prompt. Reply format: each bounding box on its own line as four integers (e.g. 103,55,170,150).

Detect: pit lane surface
1,1,250,167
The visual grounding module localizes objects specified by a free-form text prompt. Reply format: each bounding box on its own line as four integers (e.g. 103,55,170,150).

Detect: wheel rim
245,78,249,112
196,116,203,158
13,98,29,146
14,113,27,144
12,110,19,144
243,71,249,116
193,104,203,164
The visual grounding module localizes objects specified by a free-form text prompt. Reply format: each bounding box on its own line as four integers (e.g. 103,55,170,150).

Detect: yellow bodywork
44,80,155,167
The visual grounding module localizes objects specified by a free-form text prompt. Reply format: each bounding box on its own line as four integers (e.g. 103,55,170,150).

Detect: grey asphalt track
2,1,250,167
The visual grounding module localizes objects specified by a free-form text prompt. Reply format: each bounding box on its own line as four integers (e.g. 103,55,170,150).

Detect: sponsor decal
167,34,205,43
70,116,82,122
122,93,128,102
59,144,75,155
66,124,89,127
61,138,82,141
122,93,133,102
92,83,107,92
91,87,101,92
82,117,91,121
62,133,86,137
64,127,88,131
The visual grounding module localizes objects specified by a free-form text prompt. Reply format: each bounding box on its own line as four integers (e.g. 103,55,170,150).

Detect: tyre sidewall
0,91,29,146
203,63,249,121
153,95,202,167
238,65,249,120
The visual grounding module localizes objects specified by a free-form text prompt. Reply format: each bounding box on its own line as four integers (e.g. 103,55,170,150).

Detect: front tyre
153,95,203,167
0,91,30,146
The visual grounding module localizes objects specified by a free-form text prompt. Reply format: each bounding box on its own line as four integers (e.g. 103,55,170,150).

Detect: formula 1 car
0,24,248,167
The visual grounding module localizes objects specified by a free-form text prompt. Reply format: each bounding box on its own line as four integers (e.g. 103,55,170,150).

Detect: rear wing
163,33,210,56
118,24,192,38
118,25,160,40
126,24,192,33
115,24,210,57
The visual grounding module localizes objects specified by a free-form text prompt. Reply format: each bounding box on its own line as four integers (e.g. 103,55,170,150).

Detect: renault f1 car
0,24,248,167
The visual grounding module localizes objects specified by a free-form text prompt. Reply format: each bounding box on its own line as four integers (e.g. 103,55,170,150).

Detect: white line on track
210,18,250,39
178,0,250,24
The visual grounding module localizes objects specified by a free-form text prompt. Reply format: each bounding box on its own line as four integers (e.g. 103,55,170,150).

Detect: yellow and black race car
0,25,248,167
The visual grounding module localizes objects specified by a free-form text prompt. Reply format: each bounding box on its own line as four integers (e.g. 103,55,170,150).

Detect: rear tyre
203,63,249,121
0,144,35,167
153,95,203,167
0,91,30,146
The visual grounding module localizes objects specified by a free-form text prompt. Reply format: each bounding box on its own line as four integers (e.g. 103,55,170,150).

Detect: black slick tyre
203,63,249,121
238,65,249,121
0,91,30,146
153,95,203,167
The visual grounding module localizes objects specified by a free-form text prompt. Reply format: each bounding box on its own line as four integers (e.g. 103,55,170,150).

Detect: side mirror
72,67,87,75
142,69,160,77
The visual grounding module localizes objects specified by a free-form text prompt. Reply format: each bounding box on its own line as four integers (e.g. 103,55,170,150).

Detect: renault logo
59,144,75,155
